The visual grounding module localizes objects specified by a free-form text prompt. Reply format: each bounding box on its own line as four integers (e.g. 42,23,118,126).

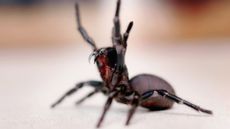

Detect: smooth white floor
0,41,230,129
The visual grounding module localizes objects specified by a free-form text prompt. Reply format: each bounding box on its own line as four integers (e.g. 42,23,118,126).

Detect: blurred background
0,0,230,48
0,0,230,129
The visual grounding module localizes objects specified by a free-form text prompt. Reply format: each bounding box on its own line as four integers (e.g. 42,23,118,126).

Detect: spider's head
89,47,117,68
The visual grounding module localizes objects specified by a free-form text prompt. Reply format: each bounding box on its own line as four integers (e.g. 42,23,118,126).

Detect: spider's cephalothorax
90,47,118,84
51,0,213,128
90,48,117,69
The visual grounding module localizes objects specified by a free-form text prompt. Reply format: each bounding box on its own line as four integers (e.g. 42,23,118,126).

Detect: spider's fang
88,51,97,63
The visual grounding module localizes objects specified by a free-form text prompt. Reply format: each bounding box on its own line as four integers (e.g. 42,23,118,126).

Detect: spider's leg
75,3,97,50
96,91,118,128
75,89,98,105
112,0,122,45
123,21,133,47
142,90,213,114
125,92,139,126
51,81,102,108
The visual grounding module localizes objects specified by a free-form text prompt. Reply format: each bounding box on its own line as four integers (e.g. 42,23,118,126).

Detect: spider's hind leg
142,90,213,114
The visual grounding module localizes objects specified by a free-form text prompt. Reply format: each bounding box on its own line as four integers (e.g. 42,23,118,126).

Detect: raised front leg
123,21,133,48
112,0,122,46
51,80,103,108
75,3,97,51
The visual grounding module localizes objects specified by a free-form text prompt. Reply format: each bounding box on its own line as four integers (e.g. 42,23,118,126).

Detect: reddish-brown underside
97,56,112,83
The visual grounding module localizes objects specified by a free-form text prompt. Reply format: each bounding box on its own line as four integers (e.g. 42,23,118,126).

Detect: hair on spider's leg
75,3,97,50
75,90,98,105
96,91,118,128
51,81,102,108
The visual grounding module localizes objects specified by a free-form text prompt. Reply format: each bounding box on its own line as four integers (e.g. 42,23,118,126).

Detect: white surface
0,41,230,129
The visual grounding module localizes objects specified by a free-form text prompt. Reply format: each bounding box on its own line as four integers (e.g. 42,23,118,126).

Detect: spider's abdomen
129,74,175,110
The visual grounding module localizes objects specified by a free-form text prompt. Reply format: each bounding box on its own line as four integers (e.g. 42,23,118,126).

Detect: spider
51,0,212,128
